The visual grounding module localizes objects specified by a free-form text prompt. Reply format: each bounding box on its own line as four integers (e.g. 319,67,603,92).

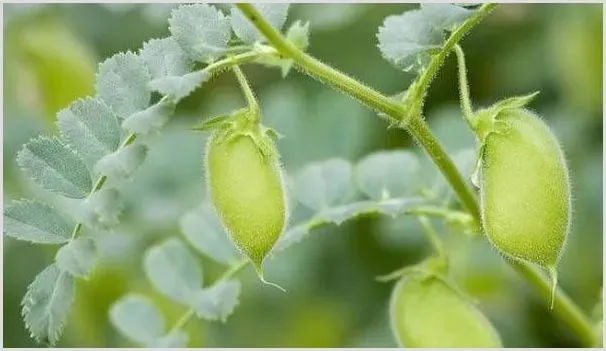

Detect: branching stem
235,3,595,347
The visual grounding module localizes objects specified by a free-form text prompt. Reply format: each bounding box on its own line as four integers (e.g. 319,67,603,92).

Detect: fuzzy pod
479,108,570,270
206,129,287,274
390,274,502,348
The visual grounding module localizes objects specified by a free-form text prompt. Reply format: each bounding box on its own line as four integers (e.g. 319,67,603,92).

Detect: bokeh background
3,3,602,348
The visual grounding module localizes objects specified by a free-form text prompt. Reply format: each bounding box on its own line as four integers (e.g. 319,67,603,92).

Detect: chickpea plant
3,3,601,348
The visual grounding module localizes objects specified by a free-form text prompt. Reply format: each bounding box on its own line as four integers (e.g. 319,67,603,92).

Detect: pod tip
253,262,286,293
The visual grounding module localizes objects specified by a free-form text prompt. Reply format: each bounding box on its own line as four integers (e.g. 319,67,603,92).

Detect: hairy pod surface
390,273,502,348
206,124,286,274
479,108,570,269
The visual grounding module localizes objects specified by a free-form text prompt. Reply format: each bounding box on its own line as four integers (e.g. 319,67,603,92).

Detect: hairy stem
232,64,260,119
67,52,263,242
418,216,446,261
453,44,474,124
235,3,595,346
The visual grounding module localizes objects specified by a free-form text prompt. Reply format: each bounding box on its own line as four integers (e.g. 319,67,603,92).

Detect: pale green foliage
79,188,123,230
169,4,231,63
140,37,209,101
94,143,148,181
390,273,502,347
95,52,151,118
230,4,290,44
4,200,73,244
140,237,243,322
140,37,192,79
377,4,473,72
109,294,188,347
17,136,92,198
22,264,75,345
355,150,421,200
57,97,121,167
149,70,209,102
179,201,241,265
294,158,356,211
190,280,241,322
55,237,96,278
271,197,426,255
144,238,202,305
122,98,176,135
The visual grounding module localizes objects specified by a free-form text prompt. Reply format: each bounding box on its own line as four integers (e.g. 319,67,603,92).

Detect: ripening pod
390,273,502,348
205,116,287,278
479,107,570,272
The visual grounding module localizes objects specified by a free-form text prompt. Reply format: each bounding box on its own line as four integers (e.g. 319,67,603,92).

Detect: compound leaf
17,136,92,199
80,188,124,231
22,264,75,345
179,202,240,265
377,4,473,72
355,150,421,200
109,294,165,346
189,279,241,322
144,238,202,305
55,237,96,278
96,52,151,118
140,37,192,79
169,4,231,63
4,199,73,244
294,158,356,211
149,70,210,102
122,97,176,135
57,97,121,167
94,143,148,181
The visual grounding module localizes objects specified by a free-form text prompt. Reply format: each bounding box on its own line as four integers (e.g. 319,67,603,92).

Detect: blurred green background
3,3,602,348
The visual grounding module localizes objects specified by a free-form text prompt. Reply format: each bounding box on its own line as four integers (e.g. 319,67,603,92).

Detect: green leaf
55,237,96,278
179,202,240,265
94,143,148,181
109,294,165,346
57,97,122,167
22,264,75,345
152,331,188,348
80,188,124,230
122,98,176,135
140,37,192,79
189,279,241,322
355,150,421,200
169,4,231,62
377,4,473,72
96,52,151,118
17,136,92,199
149,70,210,102
272,197,427,254
4,199,73,244
230,4,290,43
144,238,202,305
294,158,356,211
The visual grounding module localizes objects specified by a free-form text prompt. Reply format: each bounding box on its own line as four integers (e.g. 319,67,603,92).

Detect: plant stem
453,44,474,124
232,64,260,119
235,3,595,346
67,52,262,242
417,216,446,260
510,261,597,347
